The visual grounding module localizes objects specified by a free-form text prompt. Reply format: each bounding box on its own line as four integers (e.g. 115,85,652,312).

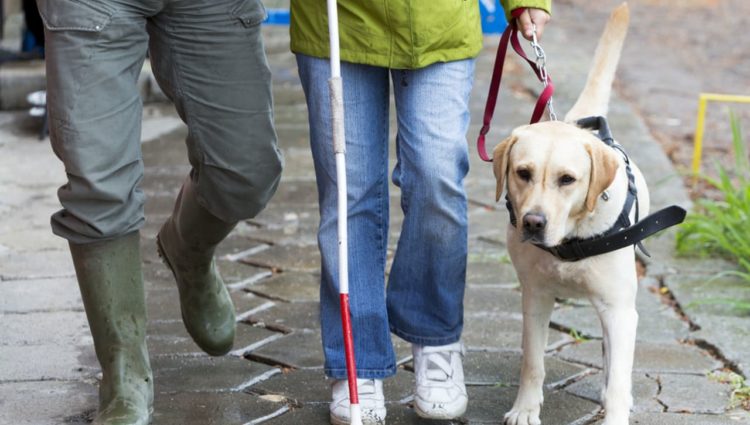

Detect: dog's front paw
503,405,541,425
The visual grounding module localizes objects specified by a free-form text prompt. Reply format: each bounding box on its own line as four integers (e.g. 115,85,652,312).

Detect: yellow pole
691,93,750,180
691,95,708,177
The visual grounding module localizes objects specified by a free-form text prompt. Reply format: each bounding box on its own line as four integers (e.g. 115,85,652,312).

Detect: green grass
676,112,750,285
708,370,750,410
568,328,589,343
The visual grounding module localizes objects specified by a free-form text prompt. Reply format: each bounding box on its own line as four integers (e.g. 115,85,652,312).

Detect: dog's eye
517,169,532,182
559,174,576,186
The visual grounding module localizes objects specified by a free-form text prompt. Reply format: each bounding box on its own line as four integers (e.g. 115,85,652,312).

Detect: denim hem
390,326,462,346
325,366,397,380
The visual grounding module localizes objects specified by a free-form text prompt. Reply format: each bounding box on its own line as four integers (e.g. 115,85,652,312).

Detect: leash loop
476,8,557,162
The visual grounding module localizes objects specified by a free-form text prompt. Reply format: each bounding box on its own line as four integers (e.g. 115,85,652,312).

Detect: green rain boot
156,178,237,356
69,232,154,425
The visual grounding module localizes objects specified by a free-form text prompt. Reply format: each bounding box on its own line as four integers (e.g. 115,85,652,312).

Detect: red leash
477,8,555,162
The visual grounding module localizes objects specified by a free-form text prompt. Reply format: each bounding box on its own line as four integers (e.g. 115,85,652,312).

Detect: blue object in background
21,29,44,57
264,9,290,25
479,0,508,34
263,2,507,34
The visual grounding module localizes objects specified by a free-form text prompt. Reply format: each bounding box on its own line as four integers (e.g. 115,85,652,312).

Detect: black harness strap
541,205,686,261
505,116,687,262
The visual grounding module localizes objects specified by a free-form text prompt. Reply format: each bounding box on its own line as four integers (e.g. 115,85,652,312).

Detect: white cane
326,1,362,424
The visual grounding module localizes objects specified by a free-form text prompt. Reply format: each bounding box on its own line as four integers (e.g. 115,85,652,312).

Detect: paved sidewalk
1,6,750,425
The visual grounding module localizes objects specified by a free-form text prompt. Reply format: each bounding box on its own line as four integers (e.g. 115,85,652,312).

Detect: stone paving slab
0,381,97,425
147,320,277,357
691,315,750,375
550,279,689,342
595,412,750,425
219,260,274,289
0,276,81,313
656,373,732,414
565,373,667,414
462,314,570,352
246,270,320,303
250,368,415,405
465,261,519,286
662,272,750,374
151,355,277,394
239,243,321,273
243,300,319,332
247,328,323,370
459,385,599,424
248,368,329,404
463,286,523,316
467,206,508,241
0,310,88,346
0,249,74,281
151,391,283,425
0,344,92,381
462,350,589,387
265,404,332,425
557,340,721,374
240,205,321,247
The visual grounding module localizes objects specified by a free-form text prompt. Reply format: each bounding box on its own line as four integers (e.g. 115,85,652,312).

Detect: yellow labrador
493,4,682,425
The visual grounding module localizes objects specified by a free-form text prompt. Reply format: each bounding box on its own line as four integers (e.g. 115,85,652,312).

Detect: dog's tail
564,3,630,122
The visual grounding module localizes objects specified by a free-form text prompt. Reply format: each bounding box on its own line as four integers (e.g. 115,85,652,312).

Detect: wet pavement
2,2,750,424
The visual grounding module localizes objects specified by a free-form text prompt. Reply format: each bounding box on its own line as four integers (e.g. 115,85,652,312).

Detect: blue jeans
296,54,473,379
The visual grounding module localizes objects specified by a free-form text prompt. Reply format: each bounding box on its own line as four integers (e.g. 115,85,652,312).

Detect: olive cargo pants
38,0,283,243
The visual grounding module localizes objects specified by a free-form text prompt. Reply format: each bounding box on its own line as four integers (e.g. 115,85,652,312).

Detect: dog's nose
522,213,547,233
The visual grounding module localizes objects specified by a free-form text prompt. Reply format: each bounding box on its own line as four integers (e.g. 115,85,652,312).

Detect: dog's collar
506,116,687,262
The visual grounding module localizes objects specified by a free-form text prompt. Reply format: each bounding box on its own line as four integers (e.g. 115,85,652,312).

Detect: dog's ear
492,136,517,202
585,141,620,212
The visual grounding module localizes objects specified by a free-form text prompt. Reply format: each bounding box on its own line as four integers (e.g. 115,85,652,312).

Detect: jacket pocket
37,0,115,32
230,0,267,28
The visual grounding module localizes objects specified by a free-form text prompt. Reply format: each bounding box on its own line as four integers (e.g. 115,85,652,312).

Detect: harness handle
477,8,555,162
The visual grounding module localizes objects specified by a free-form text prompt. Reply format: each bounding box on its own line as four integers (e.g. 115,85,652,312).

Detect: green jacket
290,0,551,69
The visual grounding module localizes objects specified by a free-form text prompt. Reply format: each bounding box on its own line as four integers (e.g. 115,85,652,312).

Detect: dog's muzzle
522,212,547,243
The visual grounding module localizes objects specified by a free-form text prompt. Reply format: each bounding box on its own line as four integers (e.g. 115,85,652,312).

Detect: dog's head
493,121,619,246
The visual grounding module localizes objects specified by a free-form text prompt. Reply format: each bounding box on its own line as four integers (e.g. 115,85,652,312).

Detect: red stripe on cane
339,293,359,405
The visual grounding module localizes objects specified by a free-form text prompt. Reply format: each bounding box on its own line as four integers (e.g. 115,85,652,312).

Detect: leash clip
530,23,557,121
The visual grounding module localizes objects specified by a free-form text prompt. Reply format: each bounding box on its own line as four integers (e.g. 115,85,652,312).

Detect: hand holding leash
516,8,550,40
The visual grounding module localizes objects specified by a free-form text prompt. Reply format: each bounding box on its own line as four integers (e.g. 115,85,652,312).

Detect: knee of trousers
194,147,283,223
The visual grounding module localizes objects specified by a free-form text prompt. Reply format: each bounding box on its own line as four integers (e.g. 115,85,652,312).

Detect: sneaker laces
357,379,378,398
419,343,464,385
423,349,454,382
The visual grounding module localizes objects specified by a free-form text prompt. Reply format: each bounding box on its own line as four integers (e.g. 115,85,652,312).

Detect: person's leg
41,0,150,243
388,58,475,419
297,53,393,424
146,0,283,356
39,0,156,422
148,0,282,223
297,53,395,380
387,59,474,344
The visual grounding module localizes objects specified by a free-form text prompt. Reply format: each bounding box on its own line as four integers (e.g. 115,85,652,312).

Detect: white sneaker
412,342,468,419
330,378,386,425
